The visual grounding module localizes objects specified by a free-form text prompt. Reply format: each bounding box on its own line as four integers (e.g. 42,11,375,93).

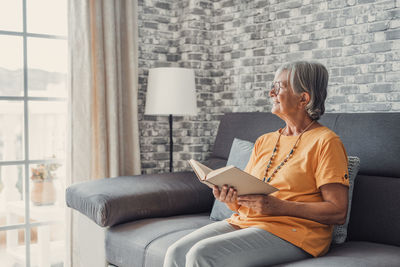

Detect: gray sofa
66,112,400,267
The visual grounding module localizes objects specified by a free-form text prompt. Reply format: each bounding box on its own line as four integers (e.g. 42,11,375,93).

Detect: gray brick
276,10,290,19
167,54,180,61
142,162,157,168
315,11,332,20
368,22,389,32
286,1,302,9
354,74,376,84
357,0,375,3
285,52,305,62
253,49,265,56
386,29,400,40
313,50,332,58
341,66,361,76
386,72,400,81
222,0,234,8
241,75,255,83
188,53,203,60
327,38,344,47
298,41,318,51
231,51,242,59
368,63,392,73
301,5,318,15
152,46,169,54
343,46,361,56
368,83,393,93
388,9,400,19
284,35,301,44
347,94,374,103
354,55,375,64
221,92,234,99
155,2,170,10
153,152,169,160
255,0,268,8
191,8,206,15
199,78,214,85
210,70,224,77
339,85,359,94
369,42,392,53
255,99,269,106
326,95,346,104
144,22,158,29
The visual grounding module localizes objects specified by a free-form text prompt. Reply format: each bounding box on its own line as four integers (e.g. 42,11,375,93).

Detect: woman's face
269,70,302,118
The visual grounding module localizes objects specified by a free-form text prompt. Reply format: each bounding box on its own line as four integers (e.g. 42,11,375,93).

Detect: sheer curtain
67,0,141,265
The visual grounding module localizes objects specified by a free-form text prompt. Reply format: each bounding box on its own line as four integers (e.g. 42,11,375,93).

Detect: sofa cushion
105,213,213,267
225,138,254,170
332,156,360,244
276,241,400,267
210,138,253,221
66,172,214,227
347,175,400,247
212,113,285,160
321,113,400,178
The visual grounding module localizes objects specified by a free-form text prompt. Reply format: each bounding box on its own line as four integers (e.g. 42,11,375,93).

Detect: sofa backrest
210,112,400,246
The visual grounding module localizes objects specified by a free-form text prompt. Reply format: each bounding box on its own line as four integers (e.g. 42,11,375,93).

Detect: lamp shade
145,68,197,116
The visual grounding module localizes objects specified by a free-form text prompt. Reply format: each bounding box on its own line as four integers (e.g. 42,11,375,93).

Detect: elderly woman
163,61,349,267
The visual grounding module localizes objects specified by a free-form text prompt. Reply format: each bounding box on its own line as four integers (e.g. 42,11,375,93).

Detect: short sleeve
244,135,263,174
315,136,350,189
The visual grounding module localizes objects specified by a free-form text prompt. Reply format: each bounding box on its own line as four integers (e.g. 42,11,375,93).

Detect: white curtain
67,0,141,266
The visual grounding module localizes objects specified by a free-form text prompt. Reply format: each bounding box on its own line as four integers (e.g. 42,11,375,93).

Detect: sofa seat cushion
105,213,213,267
277,241,400,267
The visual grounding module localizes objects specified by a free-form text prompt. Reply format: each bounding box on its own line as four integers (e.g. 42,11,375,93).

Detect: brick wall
138,0,400,174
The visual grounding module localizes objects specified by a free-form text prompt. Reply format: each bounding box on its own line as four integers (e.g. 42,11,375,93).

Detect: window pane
28,101,66,160
0,36,24,97
30,225,65,267
0,0,22,32
0,165,25,227
0,228,26,267
27,0,67,36
27,38,67,97
0,101,24,161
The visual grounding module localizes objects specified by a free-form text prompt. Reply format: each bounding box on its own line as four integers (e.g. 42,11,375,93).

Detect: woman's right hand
213,185,237,204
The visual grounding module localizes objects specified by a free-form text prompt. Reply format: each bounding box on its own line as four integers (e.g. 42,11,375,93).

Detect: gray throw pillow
209,138,254,221
332,156,360,244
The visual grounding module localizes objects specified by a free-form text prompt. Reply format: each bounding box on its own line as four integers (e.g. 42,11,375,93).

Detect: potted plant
30,161,61,205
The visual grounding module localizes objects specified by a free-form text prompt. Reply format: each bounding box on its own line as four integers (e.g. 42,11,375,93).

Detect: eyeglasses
270,81,285,95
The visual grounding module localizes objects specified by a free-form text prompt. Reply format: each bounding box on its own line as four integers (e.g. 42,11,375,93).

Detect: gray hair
276,61,328,120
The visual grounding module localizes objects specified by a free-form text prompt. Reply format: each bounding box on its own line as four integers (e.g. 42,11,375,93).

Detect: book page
206,165,235,180
188,159,213,180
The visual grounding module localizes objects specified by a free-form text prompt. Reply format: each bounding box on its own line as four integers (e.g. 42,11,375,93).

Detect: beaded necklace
263,120,315,183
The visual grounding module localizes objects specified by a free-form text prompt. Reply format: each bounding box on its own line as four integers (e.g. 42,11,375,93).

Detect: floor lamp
145,68,197,172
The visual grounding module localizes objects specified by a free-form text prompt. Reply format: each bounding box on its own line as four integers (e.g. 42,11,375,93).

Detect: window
0,1,68,266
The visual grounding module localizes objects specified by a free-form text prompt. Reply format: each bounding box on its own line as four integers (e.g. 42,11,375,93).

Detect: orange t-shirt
225,126,350,257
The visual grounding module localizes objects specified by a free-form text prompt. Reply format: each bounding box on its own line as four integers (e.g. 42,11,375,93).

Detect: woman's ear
299,92,311,108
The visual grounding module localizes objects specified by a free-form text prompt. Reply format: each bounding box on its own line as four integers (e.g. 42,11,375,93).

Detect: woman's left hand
237,194,285,216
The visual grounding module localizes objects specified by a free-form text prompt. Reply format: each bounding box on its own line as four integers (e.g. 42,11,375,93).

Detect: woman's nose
269,89,275,97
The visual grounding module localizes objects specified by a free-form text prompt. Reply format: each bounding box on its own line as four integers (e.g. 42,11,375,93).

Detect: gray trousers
163,221,312,267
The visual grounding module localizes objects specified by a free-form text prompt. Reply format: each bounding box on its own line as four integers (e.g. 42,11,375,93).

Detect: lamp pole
169,114,173,172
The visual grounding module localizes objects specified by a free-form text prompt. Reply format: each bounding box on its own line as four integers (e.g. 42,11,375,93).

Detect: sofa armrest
66,171,214,227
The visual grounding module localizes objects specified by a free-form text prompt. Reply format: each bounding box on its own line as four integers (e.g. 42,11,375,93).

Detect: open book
188,159,278,196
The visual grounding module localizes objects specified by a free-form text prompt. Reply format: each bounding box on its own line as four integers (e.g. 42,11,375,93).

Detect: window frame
0,0,67,266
